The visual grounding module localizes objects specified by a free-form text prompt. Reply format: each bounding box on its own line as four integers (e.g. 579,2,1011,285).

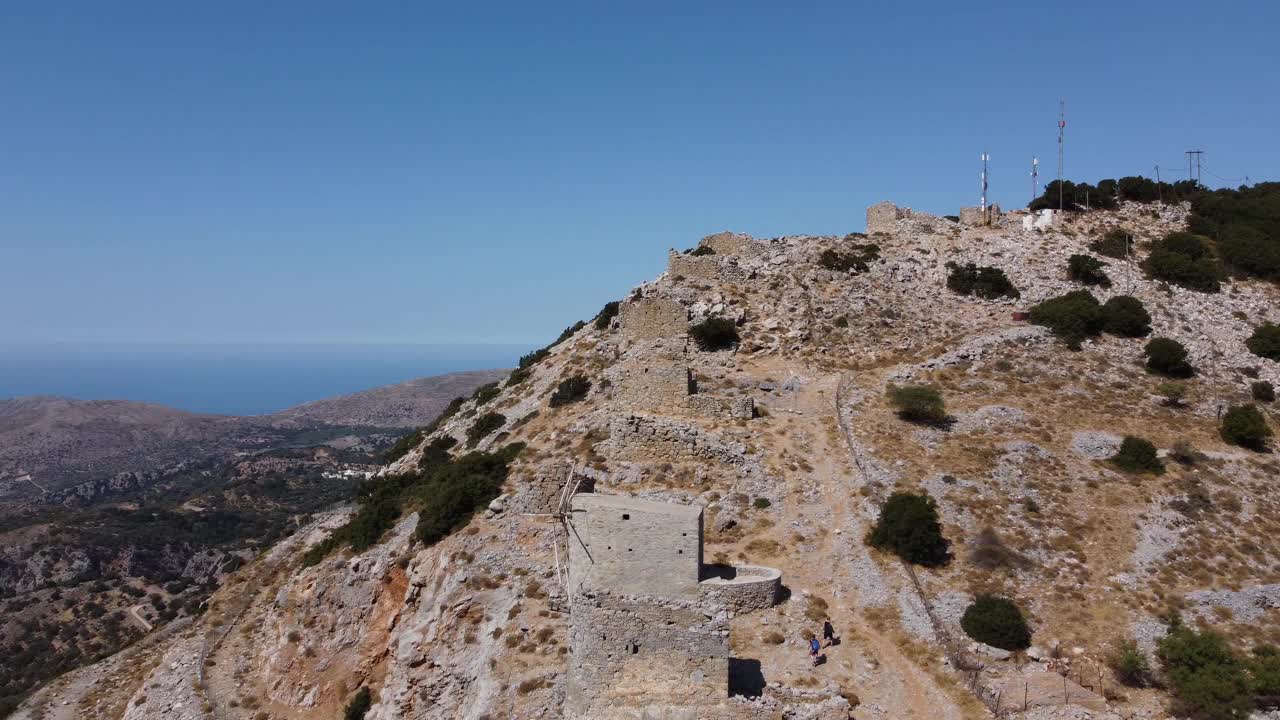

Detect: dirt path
129,603,155,632
789,370,971,720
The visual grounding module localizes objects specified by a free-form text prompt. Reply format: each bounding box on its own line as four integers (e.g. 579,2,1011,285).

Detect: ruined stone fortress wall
618,296,688,341
699,231,769,259
866,200,956,238
566,589,729,720
610,362,754,421
510,464,596,515
606,414,747,465
568,494,703,599
667,250,753,284
698,564,782,614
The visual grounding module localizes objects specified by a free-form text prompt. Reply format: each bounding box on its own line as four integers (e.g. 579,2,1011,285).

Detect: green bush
752,497,771,509
1143,232,1221,292
1068,254,1111,287
1028,290,1103,349
1220,404,1271,451
1188,183,1280,281
414,444,522,546
1109,637,1152,687
505,367,531,387
344,687,372,720
960,595,1032,651
1252,380,1275,402
1089,229,1134,259
865,491,950,567
1158,624,1251,720
1246,323,1280,361
1218,224,1280,279
689,244,716,256
472,382,500,406
1250,644,1280,697
944,262,1020,300
549,375,591,407
466,412,506,448
1145,337,1195,377
689,318,739,351
517,348,550,370
1029,179,1119,212
593,300,621,330
886,384,947,425
383,397,465,464
819,243,880,273
1100,295,1152,337
1110,436,1164,475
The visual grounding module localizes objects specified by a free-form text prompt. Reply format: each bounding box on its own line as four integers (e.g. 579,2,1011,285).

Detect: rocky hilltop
13,200,1280,720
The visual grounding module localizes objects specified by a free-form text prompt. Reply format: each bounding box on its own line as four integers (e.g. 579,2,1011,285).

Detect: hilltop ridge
13,199,1280,720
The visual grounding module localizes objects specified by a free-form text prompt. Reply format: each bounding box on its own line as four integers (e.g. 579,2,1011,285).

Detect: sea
0,342,530,416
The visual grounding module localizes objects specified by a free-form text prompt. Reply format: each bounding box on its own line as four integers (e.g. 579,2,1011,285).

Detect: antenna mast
980,152,989,212
1031,156,1039,202
1057,99,1066,210
1186,149,1204,187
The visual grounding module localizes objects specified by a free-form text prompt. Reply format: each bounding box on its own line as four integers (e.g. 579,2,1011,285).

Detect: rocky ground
14,202,1279,719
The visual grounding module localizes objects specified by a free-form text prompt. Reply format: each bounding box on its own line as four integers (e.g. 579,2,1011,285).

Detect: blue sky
3,1,1277,345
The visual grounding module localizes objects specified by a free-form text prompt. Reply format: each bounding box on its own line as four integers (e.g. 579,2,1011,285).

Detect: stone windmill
522,463,588,599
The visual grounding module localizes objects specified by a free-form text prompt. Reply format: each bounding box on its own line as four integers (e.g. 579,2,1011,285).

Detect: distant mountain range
0,369,507,508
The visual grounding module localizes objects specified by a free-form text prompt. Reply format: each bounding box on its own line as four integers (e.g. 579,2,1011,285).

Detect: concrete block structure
564,494,782,719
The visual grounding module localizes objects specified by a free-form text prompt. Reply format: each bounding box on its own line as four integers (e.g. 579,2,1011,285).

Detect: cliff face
20,202,1280,720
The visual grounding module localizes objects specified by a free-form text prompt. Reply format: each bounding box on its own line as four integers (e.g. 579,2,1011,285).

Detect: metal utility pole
1031,156,1039,202
1057,99,1066,210
1186,149,1204,187
1155,165,1163,203
980,153,989,212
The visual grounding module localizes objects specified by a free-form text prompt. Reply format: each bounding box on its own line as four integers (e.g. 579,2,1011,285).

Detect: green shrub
886,384,947,424
466,412,506,448
1157,381,1189,407
865,491,950,567
551,321,586,347
752,497,771,509
1068,254,1111,287
1089,229,1134,259
1220,404,1271,451
1252,380,1275,402
1028,290,1103,349
1143,232,1221,292
818,243,880,273
549,375,591,407
593,301,620,330
960,595,1031,651
1188,183,1280,281
1100,295,1151,337
1246,323,1280,361
1250,644,1280,697
944,262,1020,300
1110,436,1164,475
1109,637,1152,687
506,367,531,387
689,244,716,256
1145,337,1194,377
344,687,372,720
383,397,465,464
1158,624,1251,720
414,444,522,546
1029,179,1119,212
472,382,500,406
689,318,739,351
518,348,550,370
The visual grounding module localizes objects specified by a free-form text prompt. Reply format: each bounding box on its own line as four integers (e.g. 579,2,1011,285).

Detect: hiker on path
822,619,836,647
808,636,821,665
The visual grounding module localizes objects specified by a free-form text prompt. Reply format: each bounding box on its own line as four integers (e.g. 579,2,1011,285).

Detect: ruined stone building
565,493,782,719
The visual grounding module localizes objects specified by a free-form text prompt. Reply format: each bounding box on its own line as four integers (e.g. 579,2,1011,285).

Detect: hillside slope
19,202,1280,720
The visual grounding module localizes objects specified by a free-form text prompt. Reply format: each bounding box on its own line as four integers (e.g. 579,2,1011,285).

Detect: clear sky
4,1,1277,346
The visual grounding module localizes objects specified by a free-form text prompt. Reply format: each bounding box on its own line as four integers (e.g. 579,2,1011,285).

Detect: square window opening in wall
678,550,682,554
622,514,630,520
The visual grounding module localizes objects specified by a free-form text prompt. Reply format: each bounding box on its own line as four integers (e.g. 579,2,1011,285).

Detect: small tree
344,687,372,720
886,384,947,424
945,262,1020,300
960,595,1032,651
1108,637,1152,687
1246,323,1280,361
1252,380,1276,403
1143,232,1221,293
549,375,591,407
1145,337,1194,377
1067,254,1111,287
593,300,620,330
1220,404,1271,451
1028,290,1103,349
466,412,506,448
1158,624,1251,720
1089,229,1133,259
1101,295,1152,337
689,318,739,351
1110,436,1164,475
1157,381,1189,408
866,492,950,567
1250,644,1280,698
